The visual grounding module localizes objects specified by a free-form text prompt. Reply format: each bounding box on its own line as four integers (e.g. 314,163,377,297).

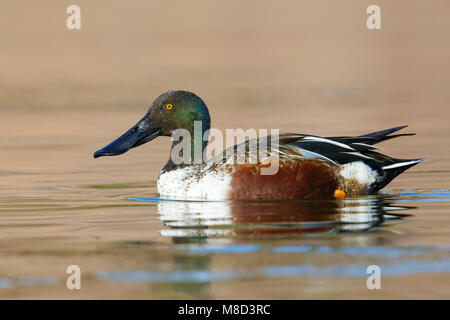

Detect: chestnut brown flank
229,159,339,200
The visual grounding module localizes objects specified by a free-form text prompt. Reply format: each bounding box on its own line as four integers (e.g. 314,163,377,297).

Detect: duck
94,90,424,201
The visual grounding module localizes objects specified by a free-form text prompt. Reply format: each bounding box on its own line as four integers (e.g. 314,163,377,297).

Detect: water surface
1,0,449,299
1,106,449,299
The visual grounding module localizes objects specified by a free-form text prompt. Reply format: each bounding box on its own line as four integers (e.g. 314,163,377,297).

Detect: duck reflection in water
131,196,414,238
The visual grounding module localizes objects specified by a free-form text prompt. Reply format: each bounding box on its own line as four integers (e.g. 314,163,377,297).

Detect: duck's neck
163,122,209,172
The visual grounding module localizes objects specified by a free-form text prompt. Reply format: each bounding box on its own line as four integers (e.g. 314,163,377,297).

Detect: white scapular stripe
353,142,382,150
303,136,355,150
382,160,423,170
343,152,375,160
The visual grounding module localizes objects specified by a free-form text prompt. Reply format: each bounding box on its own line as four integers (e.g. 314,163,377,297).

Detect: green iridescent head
148,90,210,138
94,90,211,159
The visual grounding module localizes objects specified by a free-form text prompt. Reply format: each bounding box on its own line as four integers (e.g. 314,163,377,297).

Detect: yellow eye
165,103,173,110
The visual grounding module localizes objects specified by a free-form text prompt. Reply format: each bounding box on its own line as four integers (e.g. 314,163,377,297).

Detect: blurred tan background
1,0,449,190
0,0,450,300
1,0,449,186
1,0,449,110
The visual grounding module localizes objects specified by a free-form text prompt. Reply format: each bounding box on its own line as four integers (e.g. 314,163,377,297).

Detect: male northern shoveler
94,90,424,201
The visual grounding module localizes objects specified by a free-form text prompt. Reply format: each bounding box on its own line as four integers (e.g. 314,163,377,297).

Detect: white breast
157,167,232,201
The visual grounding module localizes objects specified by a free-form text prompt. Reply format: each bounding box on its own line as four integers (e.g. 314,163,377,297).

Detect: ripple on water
129,194,415,237
91,189,450,284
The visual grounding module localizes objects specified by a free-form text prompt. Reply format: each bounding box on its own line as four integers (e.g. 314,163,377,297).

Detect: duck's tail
350,125,425,192
357,125,416,145
368,157,425,192
292,125,425,193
